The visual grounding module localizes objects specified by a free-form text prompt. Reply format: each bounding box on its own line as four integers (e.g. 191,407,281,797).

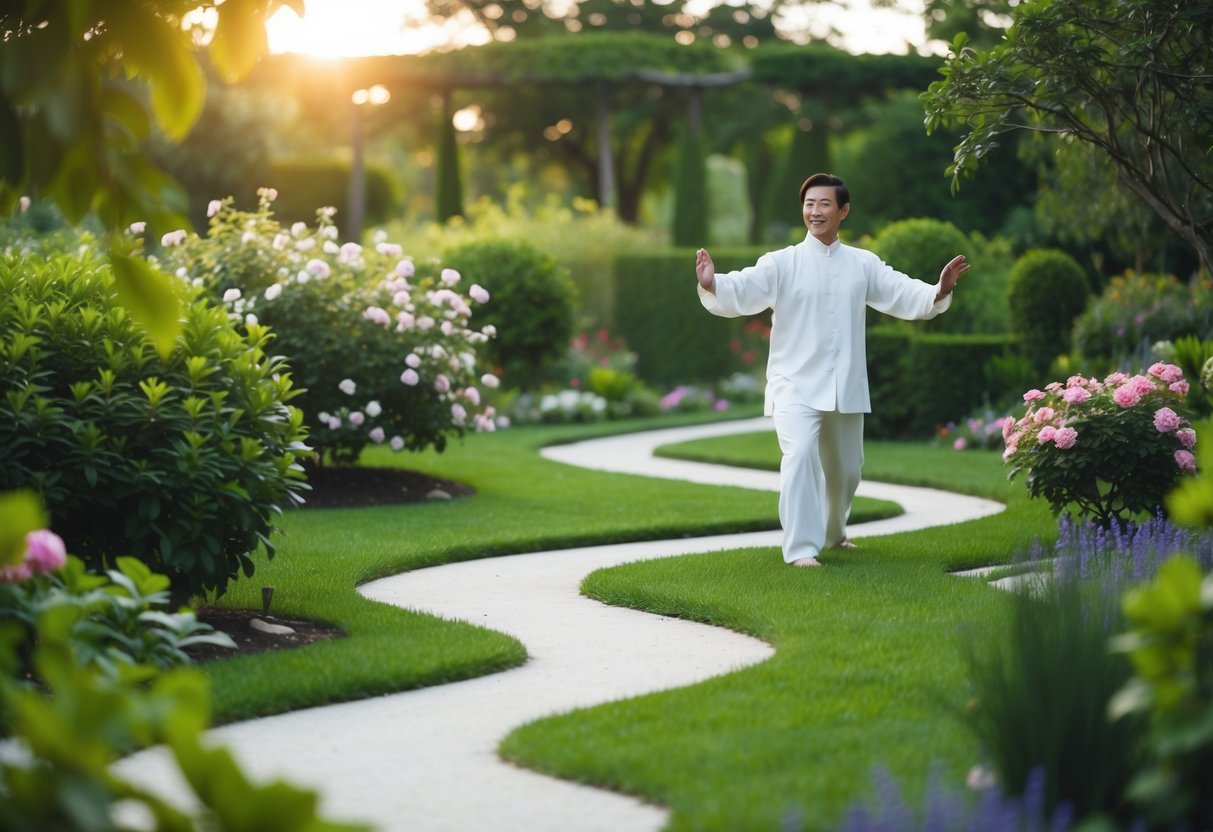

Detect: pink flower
0,562,33,583
953,437,967,451
1170,381,1190,395
161,229,187,247
400,369,419,386
1062,387,1090,404
434,375,450,394
376,242,403,257
207,199,223,218
363,306,391,326
1054,427,1078,449
395,260,415,278
1034,407,1055,425
369,427,386,443
338,242,362,263
1153,407,1182,433
1176,449,1196,473
417,316,435,331
390,436,405,451
463,387,481,406
405,353,422,369
1177,428,1197,448
441,268,461,286
128,221,146,235
339,378,356,395
469,284,490,304
1113,386,1142,407
306,258,331,279
1128,375,1157,396
1045,381,1063,393
1148,362,1184,384
481,373,500,389
1023,389,1045,403
1038,425,1058,444
1066,375,1088,388
1104,372,1128,386
349,411,365,426
24,530,66,574
451,403,467,422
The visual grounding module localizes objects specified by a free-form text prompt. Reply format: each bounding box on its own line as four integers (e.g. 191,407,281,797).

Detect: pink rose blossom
1170,381,1190,395
207,199,223,218
1113,386,1142,407
463,387,481,406
1054,427,1078,449
349,411,365,426
400,369,420,386
1177,428,1197,448
24,530,67,574
339,378,356,395
1153,407,1182,433
481,373,500,389
390,436,405,451
1023,389,1046,402
1066,375,1088,388
338,242,362,263
440,268,461,286
1034,407,1056,425
377,242,403,257
1045,381,1063,393
396,312,415,331
469,284,490,303
369,427,386,443
1104,372,1128,386
1175,449,1196,473
306,258,331,279
451,403,467,421
393,291,411,307
434,375,451,394
161,229,187,247
0,562,33,582
953,437,967,451
363,306,391,326
417,316,435,331
1128,375,1157,396
395,260,415,278
128,221,146,235
366,401,382,418
1148,362,1184,384
405,353,422,369
1062,387,1090,404
327,415,342,430
1038,425,1057,444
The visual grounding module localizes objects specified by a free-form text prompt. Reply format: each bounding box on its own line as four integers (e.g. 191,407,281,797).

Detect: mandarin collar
803,233,842,256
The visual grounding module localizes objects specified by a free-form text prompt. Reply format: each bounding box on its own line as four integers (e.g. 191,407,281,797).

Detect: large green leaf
0,490,49,568
109,250,183,360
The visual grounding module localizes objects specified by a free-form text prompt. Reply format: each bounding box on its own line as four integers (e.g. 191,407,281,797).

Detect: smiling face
802,185,850,245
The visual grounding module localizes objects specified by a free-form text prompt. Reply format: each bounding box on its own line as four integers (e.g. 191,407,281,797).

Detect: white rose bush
153,190,500,464
1004,363,1198,527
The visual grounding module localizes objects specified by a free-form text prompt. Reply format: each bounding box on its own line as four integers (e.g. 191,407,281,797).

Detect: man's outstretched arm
934,254,969,303
695,248,716,294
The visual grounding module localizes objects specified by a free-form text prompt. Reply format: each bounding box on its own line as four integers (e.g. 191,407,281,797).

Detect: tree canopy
922,0,1213,270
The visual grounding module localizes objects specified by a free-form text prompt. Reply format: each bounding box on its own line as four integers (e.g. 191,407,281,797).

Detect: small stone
250,618,296,636
426,488,452,500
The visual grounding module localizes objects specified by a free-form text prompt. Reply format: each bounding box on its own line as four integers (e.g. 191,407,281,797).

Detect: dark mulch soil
189,466,473,662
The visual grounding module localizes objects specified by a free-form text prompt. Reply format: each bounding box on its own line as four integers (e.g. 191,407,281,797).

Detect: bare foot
790,557,823,568
832,539,857,550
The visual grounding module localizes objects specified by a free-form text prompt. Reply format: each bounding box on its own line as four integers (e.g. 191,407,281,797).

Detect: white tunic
699,233,951,415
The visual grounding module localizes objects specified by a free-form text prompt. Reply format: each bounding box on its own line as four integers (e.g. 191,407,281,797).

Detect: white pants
771,405,864,562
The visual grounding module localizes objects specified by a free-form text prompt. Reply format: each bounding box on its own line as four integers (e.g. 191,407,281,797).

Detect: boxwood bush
1008,248,1091,374
0,251,310,602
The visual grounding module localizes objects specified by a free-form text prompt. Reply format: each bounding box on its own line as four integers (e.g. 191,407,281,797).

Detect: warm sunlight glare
266,0,491,58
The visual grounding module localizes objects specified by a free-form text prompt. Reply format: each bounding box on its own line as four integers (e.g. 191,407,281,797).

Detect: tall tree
922,0,1213,270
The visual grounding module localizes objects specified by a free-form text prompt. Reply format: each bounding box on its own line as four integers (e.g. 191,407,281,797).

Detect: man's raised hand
937,254,969,299
695,248,716,294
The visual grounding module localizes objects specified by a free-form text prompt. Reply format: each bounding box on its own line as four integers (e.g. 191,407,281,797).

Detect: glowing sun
266,0,491,58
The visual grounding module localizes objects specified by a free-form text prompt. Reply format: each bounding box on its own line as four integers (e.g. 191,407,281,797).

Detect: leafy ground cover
500,430,1056,831
198,407,900,722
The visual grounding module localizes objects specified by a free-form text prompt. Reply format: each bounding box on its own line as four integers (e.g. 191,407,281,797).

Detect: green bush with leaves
0,250,310,602
1072,271,1213,370
1007,248,1092,374
441,237,578,391
155,192,501,464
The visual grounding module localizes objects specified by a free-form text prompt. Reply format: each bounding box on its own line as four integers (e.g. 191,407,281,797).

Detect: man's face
802,185,850,244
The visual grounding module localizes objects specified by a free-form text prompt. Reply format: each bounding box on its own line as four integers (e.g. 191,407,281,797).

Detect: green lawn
499,430,1056,831
201,408,895,722
197,412,1055,831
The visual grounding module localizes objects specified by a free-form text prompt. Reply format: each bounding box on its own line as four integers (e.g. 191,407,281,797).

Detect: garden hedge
262,157,396,233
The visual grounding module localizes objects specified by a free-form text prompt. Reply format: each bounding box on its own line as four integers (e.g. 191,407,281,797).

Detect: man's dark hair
799,173,849,207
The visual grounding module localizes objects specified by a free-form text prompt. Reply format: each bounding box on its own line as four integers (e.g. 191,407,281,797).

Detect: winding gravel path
114,417,1004,831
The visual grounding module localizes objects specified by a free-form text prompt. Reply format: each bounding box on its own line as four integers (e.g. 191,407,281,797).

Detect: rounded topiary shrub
1007,248,1091,374
0,251,311,602
868,217,982,333
441,238,578,391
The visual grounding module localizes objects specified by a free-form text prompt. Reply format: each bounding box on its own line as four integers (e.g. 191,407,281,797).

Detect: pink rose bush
1004,364,1199,526
152,191,502,464
0,529,67,583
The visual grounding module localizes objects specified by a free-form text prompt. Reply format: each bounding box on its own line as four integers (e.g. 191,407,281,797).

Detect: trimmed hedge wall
615,247,770,386
869,327,1016,438
263,158,397,234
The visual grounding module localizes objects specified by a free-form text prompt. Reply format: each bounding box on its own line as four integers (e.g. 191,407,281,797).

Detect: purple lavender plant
833,765,1074,832
1050,513,1213,594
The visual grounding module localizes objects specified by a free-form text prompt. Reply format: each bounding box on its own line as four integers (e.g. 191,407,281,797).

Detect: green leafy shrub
1156,335,1213,418
1110,555,1213,831
0,250,310,602
156,192,500,464
441,237,577,391
1072,271,1213,370
0,612,365,832
1007,248,1091,374
1004,365,1196,527
264,157,397,235
1,553,235,681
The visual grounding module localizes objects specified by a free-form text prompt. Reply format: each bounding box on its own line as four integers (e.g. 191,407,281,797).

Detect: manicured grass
499,430,1056,831
200,408,903,722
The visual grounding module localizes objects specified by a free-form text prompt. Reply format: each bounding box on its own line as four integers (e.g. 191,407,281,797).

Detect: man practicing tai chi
695,173,968,567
